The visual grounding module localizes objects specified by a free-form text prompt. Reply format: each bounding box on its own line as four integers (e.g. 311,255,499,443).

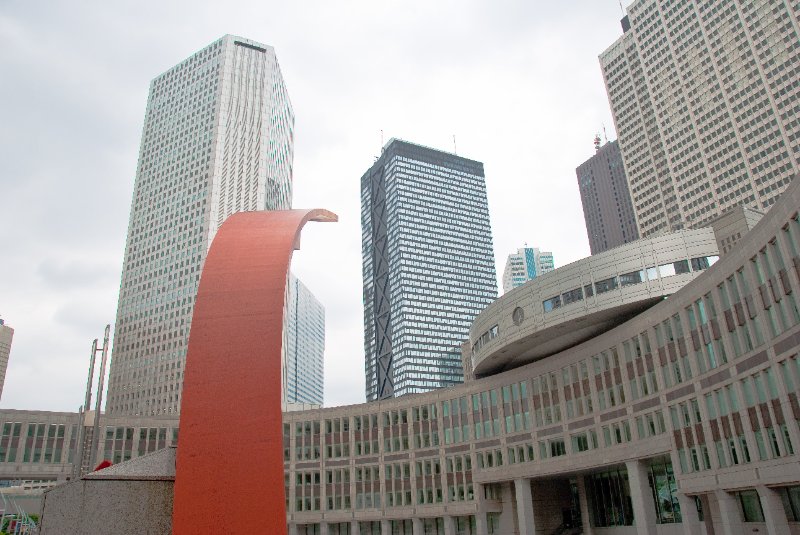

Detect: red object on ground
93,460,112,471
172,209,337,535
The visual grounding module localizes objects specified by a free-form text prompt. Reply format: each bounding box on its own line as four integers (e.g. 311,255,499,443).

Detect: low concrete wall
39,479,173,535
39,446,176,534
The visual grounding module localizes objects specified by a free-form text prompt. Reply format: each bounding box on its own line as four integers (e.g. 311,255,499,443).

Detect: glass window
619,270,644,286
780,486,800,521
587,468,634,527
737,490,765,522
543,296,561,313
562,287,584,305
691,256,719,271
595,276,619,294
648,461,682,524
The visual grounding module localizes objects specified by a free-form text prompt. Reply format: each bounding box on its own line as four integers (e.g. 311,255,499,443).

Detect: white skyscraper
502,247,555,294
283,274,325,406
600,0,800,238
107,36,294,416
0,319,13,402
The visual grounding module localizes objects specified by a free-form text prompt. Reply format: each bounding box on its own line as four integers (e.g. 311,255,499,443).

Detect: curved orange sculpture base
172,209,337,535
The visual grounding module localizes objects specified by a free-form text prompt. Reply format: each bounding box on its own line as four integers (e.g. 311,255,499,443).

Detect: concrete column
350,520,361,535
443,515,456,535
514,478,536,535
289,523,299,535
698,494,716,535
320,522,329,535
677,492,702,535
714,489,744,535
758,485,791,535
575,475,594,535
626,460,658,535
380,519,390,535
475,512,488,535
412,517,423,535
474,482,489,535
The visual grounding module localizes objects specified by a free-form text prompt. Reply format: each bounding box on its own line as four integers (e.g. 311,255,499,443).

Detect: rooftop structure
472,228,720,377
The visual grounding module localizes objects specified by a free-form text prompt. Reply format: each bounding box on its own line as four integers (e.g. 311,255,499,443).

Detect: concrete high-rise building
361,139,497,401
0,319,13,401
501,247,555,294
283,274,325,406
600,0,800,238
576,139,639,255
107,35,294,416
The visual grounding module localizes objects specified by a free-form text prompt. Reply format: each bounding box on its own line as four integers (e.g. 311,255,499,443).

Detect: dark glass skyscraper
361,139,497,401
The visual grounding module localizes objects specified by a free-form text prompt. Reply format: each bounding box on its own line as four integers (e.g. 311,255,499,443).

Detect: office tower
0,319,12,401
600,0,800,238
283,274,325,406
107,35,294,416
576,138,639,255
361,138,497,401
501,247,555,293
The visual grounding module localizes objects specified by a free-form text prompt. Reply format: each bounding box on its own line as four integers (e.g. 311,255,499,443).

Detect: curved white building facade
7,180,800,535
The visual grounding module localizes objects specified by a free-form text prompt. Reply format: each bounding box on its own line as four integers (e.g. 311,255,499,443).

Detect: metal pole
89,325,110,470
74,338,98,478
71,406,83,480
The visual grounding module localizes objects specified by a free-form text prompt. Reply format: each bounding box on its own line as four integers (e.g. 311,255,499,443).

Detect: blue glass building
501,247,555,294
361,139,497,401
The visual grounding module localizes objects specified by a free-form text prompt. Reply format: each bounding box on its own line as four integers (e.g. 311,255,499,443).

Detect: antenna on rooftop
594,134,602,152
380,129,384,153
618,0,625,15
453,135,457,155
602,124,609,143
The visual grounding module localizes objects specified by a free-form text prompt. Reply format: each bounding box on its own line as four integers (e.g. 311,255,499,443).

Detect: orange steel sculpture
172,209,337,534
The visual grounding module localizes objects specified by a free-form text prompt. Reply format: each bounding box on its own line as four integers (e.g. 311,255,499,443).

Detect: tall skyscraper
283,274,325,406
361,139,497,401
600,0,800,238
0,319,13,401
107,35,294,416
576,138,639,254
501,247,555,293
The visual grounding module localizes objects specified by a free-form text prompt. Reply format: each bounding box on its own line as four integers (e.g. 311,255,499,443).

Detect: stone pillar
514,478,536,535
289,523,299,535
758,485,791,535
714,489,744,535
443,515,456,535
412,517,423,535
575,475,594,535
380,518,390,535
677,492,702,535
474,482,489,535
698,494,715,535
625,460,658,535
351,520,361,535
320,522,329,535
475,512,489,535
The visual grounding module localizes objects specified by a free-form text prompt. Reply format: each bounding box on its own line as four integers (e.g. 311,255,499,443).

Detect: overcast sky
0,1,627,411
